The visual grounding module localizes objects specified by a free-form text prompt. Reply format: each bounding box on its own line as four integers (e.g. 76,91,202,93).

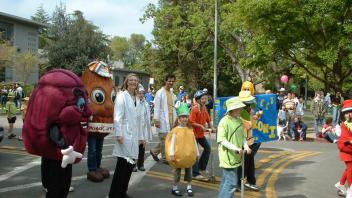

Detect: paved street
0,114,344,198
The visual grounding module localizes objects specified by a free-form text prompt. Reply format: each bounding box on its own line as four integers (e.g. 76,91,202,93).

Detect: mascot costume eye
22,69,92,197
81,60,114,182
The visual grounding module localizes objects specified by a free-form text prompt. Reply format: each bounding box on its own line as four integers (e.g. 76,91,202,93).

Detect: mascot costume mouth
22,69,92,197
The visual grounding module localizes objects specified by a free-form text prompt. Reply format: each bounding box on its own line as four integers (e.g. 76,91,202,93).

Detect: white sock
173,185,178,190
187,185,192,190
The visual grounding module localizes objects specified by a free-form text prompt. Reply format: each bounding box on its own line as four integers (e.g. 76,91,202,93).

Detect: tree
234,0,352,94
31,4,50,48
13,51,39,83
46,9,110,75
110,34,146,68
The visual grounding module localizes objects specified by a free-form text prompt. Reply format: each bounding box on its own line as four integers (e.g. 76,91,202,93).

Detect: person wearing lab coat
109,73,140,198
150,74,177,163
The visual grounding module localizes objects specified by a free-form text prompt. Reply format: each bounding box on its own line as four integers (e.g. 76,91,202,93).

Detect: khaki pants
151,133,167,161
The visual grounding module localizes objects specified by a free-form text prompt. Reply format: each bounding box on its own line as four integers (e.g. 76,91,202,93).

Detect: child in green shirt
217,97,251,198
5,92,18,139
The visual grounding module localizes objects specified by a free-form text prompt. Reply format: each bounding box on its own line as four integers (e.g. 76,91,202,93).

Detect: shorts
7,117,16,124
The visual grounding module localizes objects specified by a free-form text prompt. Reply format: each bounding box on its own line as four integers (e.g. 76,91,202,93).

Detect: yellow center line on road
0,148,35,157
265,152,320,198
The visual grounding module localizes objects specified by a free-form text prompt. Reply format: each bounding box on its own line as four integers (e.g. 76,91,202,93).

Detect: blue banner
214,94,278,143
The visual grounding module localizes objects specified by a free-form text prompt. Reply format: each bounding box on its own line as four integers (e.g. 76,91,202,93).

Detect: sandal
171,189,182,196
187,189,194,197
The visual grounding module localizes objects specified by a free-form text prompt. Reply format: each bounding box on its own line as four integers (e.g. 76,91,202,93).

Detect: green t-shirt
6,101,17,118
217,114,245,169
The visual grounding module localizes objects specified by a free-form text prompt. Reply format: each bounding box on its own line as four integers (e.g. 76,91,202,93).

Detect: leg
197,137,211,172
87,135,98,171
313,119,320,137
109,157,134,198
44,158,72,198
137,143,145,169
218,168,238,198
159,133,167,161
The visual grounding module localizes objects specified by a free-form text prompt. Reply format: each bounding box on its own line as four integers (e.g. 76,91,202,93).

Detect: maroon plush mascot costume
22,69,92,198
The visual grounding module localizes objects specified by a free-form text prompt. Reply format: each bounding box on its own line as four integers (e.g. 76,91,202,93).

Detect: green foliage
31,4,50,48
45,7,110,75
23,84,35,97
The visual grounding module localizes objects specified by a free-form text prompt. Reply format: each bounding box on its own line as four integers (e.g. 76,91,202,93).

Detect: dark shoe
97,167,110,178
138,166,145,171
87,171,104,182
8,134,16,139
171,189,182,196
133,166,138,172
125,195,133,198
150,150,159,161
187,188,194,197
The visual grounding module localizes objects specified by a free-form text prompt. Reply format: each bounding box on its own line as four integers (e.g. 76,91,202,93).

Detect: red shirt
189,106,210,138
338,123,352,162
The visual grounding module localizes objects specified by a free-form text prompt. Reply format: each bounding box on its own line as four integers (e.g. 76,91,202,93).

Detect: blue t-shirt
177,91,187,102
145,92,154,105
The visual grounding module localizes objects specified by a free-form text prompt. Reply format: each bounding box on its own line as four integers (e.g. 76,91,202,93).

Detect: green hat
176,102,190,116
225,97,246,113
7,92,15,98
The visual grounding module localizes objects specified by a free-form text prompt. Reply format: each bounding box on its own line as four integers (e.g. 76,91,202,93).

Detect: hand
61,146,83,168
245,148,252,154
201,125,206,131
349,140,352,144
139,140,146,148
171,155,175,161
117,136,124,144
237,149,245,156
154,120,160,128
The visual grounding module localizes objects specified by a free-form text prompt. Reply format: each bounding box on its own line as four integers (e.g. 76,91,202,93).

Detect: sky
0,0,158,40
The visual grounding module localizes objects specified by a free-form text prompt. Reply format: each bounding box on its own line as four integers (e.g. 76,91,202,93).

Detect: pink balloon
280,75,288,83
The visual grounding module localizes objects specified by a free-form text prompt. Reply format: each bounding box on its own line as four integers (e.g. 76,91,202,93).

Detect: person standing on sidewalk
189,90,216,181
5,92,18,140
150,74,177,163
217,97,250,198
332,92,344,126
311,91,327,138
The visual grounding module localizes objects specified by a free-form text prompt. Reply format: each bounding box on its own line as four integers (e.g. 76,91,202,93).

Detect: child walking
5,92,18,140
217,97,251,198
165,102,199,197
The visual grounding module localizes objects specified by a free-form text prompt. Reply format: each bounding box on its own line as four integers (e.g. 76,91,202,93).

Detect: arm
49,125,67,149
153,90,161,127
114,93,125,143
170,132,176,161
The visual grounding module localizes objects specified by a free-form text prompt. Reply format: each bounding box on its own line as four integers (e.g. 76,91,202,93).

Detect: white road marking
0,155,157,193
0,158,41,183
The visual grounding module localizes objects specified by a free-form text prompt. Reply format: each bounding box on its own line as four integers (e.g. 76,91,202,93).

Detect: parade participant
189,89,216,181
22,69,92,198
109,73,140,198
133,84,152,172
165,102,199,196
150,74,177,163
337,100,352,197
81,60,115,182
5,92,18,139
238,82,262,191
217,97,250,198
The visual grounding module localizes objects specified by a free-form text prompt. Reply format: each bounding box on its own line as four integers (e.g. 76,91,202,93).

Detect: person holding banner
238,88,262,191
217,97,250,198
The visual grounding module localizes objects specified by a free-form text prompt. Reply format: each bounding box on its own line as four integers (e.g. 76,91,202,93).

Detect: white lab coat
112,90,140,160
137,100,152,141
153,87,177,133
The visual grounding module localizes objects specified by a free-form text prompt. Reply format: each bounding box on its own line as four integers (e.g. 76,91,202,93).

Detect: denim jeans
218,168,239,198
314,117,325,137
87,135,104,171
332,107,341,126
192,137,211,176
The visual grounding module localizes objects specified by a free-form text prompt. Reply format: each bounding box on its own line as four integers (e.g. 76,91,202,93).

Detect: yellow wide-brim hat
239,90,255,102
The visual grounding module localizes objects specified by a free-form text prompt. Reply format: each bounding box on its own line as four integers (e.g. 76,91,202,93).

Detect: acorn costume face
81,61,115,134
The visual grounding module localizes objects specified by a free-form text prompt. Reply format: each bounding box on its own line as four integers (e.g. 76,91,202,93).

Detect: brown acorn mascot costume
81,60,115,182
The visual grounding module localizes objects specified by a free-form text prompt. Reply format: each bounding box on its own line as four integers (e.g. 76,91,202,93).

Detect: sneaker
187,188,194,197
193,175,208,181
138,166,145,171
69,186,74,192
8,134,16,139
87,171,104,182
200,170,209,178
171,189,182,196
17,136,23,141
43,187,47,192
335,182,346,194
150,150,159,162
244,183,260,191
338,189,346,197
333,139,338,143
